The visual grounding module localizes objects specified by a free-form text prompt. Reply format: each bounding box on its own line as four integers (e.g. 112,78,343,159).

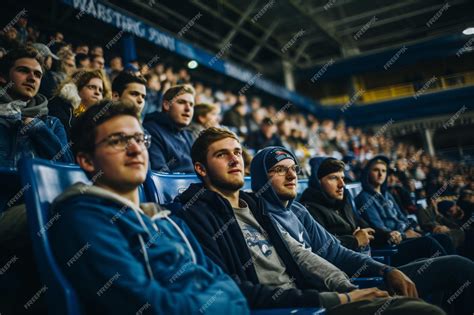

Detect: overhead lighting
187,60,198,69
462,27,474,35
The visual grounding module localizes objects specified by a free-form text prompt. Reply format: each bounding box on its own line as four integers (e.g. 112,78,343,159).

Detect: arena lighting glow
462,27,474,35
187,60,198,69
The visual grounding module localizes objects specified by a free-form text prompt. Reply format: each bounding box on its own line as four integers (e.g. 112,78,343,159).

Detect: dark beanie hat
265,147,296,170
437,200,455,215
317,158,345,179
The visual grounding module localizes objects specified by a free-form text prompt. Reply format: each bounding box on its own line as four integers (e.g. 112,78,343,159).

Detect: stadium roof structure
113,0,474,79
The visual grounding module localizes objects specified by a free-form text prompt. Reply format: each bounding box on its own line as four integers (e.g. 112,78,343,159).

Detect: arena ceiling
112,0,474,77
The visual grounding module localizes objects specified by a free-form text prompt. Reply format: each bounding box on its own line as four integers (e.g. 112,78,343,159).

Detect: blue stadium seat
144,171,252,204
345,182,362,200
18,158,86,315
296,178,309,199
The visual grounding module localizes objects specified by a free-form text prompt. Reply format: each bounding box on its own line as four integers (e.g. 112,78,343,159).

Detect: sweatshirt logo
242,225,273,256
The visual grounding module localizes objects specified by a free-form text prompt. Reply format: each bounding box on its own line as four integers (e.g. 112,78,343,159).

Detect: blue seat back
19,158,87,315
296,178,309,200
144,172,252,204
346,182,362,199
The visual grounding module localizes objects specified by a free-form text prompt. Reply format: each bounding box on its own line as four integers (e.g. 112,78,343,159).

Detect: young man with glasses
250,147,474,315
174,128,443,313
49,101,249,314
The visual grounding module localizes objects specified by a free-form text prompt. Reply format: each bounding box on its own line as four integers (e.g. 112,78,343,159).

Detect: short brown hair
70,99,140,157
191,127,239,166
192,103,217,123
0,45,44,79
162,84,195,104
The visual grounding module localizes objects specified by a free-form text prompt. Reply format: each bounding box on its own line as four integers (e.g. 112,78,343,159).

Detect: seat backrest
297,178,309,199
346,182,362,199
144,172,252,204
19,158,88,315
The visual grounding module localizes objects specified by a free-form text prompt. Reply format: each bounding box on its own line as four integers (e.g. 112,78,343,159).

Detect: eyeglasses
95,132,151,151
269,165,301,176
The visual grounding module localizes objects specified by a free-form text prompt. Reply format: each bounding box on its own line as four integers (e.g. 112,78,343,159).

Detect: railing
319,71,474,105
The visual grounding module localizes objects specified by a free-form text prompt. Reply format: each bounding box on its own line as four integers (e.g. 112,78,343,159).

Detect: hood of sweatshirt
52,182,170,220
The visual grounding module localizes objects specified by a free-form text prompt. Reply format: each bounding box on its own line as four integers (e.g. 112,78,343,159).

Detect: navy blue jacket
355,155,410,233
174,183,325,309
143,111,194,173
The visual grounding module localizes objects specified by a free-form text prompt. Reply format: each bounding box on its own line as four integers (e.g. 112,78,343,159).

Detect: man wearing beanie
175,129,445,313
250,149,474,314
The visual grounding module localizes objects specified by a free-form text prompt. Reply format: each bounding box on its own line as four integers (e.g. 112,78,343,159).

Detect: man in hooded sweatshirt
300,157,451,266
249,147,473,314
49,101,249,315
143,84,195,173
355,156,456,256
175,128,445,314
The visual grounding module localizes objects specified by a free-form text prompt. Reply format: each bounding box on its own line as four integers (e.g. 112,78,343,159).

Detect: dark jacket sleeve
144,124,170,172
176,206,327,309
306,203,360,251
25,116,74,163
356,216,391,247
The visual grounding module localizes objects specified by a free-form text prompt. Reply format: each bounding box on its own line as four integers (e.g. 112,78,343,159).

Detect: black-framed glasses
269,164,302,176
95,132,151,151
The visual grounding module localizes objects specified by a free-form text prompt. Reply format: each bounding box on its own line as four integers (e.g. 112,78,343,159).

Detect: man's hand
353,227,375,247
404,229,421,238
23,117,35,125
385,268,418,298
433,225,450,233
338,288,389,304
389,231,402,244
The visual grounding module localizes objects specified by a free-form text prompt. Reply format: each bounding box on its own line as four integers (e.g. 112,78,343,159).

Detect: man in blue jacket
49,101,249,314
175,127,444,314
250,147,473,314
355,156,455,255
143,84,195,172
0,45,73,241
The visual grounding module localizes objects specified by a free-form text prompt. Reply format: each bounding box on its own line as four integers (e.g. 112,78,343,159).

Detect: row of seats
11,158,377,315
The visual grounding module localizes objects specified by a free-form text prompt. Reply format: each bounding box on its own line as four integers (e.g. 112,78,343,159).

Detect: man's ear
194,162,207,178
76,152,96,174
162,100,170,112
112,91,120,100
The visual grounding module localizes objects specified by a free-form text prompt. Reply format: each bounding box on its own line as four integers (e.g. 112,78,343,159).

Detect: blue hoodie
355,155,410,233
250,147,387,278
50,183,249,315
143,111,194,173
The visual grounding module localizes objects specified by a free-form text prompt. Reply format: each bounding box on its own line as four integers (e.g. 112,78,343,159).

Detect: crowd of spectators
0,14,473,314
